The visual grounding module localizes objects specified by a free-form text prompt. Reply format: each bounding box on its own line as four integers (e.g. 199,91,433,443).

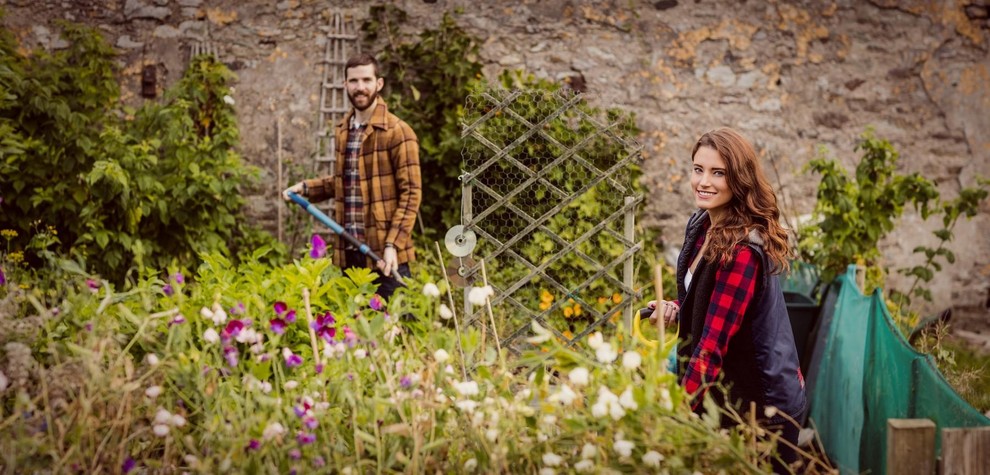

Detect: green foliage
0,254,809,473
464,71,660,335
798,130,939,285
362,5,484,242
0,21,282,284
893,178,989,307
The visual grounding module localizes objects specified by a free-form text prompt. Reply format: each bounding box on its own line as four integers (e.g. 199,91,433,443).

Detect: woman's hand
647,299,680,327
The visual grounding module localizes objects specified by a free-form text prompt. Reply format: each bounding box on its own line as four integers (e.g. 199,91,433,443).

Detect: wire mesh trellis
458,86,644,354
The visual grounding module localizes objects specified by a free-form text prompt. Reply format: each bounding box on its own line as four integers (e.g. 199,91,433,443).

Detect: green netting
808,265,990,474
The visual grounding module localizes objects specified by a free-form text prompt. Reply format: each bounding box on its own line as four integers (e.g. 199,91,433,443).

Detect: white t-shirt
684,269,693,293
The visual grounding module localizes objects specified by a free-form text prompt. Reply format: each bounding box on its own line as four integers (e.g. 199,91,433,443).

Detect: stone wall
3,0,989,325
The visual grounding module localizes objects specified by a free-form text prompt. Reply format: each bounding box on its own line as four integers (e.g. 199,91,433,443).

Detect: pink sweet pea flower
270,318,287,335
296,431,316,445
369,295,384,311
285,309,297,323
310,234,327,259
274,301,287,315
223,346,239,367
224,319,245,338
283,348,303,368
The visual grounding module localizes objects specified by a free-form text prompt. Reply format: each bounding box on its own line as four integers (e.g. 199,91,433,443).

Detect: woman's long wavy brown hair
691,128,793,274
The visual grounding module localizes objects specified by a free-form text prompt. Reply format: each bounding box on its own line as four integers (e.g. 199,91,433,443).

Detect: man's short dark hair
345,53,380,79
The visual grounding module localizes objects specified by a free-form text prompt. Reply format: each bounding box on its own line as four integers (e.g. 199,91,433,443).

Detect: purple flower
169,314,186,326
369,295,384,311
274,301,287,315
303,416,318,430
85,322,93,332
296,431,316,445
293,405,308,418
173,272,184,284
309,234,327,259
231,302,245,315
223,346,239,368
315,363,324,374
270,318,287,335
289,448,302,459
285,309,297,323
316,326,336,343
342,326,357,346
86,278,99,293
316,312,335,327
0,267,6,285
163,283,174,296
224,319,245,338
246,439,260,451
122,457,136,474
312,456,325,468
283,349,303,368
400,375,412,389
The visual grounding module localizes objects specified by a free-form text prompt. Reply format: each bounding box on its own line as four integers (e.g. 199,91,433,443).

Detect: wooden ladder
314,10,360,200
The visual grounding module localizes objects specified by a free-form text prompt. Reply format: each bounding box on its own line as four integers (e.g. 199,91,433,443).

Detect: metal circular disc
445,256,477,288
444,225,477,257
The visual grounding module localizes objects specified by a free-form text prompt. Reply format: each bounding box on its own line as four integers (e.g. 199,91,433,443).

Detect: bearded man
283,53,421,299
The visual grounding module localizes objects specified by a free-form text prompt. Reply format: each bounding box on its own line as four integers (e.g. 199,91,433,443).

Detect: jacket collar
339,100,390,131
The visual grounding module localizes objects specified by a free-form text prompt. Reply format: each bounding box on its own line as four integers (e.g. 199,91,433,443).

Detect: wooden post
886,419,935,475
940,427,990,475
623,196,635,333
276,118,284,243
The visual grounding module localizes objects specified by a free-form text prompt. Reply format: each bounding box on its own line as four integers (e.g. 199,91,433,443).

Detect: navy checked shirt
342,119,367,249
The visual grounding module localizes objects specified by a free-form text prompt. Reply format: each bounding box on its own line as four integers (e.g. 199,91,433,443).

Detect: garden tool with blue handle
286,191,404,285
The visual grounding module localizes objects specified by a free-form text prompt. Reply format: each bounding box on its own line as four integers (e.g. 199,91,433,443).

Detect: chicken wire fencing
457,86,644,354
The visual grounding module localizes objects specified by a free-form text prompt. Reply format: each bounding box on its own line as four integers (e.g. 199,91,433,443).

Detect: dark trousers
765,408,805,474
344,250,410,300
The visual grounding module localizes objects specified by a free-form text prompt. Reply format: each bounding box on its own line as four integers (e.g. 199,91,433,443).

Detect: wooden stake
276,118,284,243
654,264,666,349
435,241,468,380
479,259,504,369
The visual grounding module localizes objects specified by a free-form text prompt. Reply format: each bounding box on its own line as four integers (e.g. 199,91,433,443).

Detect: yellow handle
632,311,658,349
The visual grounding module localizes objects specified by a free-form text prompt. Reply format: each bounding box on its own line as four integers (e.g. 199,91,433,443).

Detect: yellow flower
563,306,574,318
573,305,582,317
612,293,622,304
1,229,17,239
540,289,554,303
539,300,552,311
7,251,24,264
597,296,607,305
562,330,574,339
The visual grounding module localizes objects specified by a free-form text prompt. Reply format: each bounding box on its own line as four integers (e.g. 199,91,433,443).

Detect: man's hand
281,182,305,201
377,246,399,277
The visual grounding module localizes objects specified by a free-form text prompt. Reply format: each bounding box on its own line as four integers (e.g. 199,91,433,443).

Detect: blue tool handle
287,191,382,262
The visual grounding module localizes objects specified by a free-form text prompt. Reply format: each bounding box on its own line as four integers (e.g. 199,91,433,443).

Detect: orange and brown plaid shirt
303,100,421,267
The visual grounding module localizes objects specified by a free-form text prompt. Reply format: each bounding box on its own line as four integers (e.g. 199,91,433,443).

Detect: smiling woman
652,127,806,474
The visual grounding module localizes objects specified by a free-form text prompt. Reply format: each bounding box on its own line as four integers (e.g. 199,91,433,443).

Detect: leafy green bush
0,20,280,285
0,252,819,473
363,5,484,242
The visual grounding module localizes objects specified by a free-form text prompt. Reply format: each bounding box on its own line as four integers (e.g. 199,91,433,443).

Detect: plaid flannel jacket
303,101,422,267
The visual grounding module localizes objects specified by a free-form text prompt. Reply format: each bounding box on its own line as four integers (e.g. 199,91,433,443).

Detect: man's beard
347,89,378,111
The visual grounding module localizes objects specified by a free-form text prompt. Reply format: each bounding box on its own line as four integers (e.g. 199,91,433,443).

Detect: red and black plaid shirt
678,226,760,401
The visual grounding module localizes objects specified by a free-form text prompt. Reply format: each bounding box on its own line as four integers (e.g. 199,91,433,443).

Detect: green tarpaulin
806,265,990,474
